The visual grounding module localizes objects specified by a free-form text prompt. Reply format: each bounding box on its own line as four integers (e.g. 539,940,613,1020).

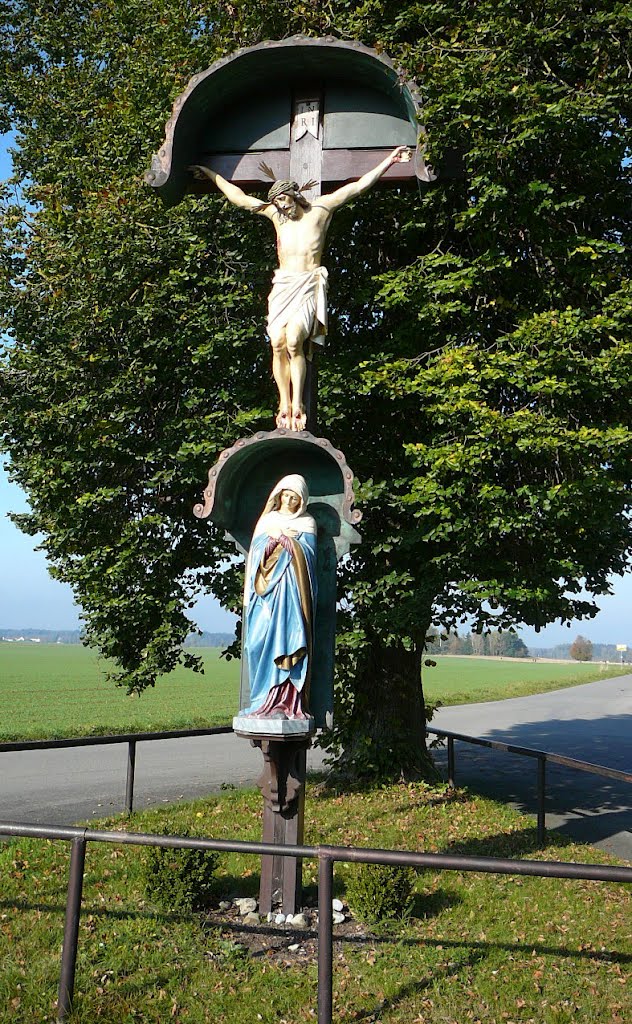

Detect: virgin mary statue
243,474,317,720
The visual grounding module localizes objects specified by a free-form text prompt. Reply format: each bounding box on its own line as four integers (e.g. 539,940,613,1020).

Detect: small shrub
141,826,219,913
345,862,417,926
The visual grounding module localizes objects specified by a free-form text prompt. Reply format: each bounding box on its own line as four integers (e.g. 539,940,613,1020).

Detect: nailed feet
292,406,307,432
276,406,307,431
276,407,291,429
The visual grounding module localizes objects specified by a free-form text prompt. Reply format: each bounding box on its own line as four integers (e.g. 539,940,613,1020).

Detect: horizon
3,461,630,645
1,622,629,650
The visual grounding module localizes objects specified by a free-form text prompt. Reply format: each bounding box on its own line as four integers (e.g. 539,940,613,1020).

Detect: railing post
57,836,87,1021
447,735,456,788
125,740,137,815
318,854,334,1024
537,756,546,845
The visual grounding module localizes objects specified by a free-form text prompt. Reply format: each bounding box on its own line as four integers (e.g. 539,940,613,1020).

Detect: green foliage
141,826,219,913
346,862,418,926
1,1,631,780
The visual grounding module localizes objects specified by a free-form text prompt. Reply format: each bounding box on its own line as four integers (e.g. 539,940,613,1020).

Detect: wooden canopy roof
145,36,434,206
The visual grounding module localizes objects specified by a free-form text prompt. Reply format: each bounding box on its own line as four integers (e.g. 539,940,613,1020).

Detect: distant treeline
185,632,235,648
426,630,529,658
530,642,629,662
1,628,84,644
424,630,629,662
1,628,235,648
4,628,625,662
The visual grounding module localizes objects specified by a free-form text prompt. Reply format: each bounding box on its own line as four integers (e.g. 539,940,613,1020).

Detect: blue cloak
244,529,317,715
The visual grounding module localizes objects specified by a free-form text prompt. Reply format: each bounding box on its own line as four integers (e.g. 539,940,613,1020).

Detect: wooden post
243,96,325,915
290,89,323,434
250,736,311,915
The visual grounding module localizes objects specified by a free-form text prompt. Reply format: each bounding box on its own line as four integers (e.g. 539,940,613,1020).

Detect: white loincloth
267,267,328,353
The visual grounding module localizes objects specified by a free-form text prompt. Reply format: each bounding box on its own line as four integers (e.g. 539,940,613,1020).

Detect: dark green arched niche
194,430,361,728
146,35,435,207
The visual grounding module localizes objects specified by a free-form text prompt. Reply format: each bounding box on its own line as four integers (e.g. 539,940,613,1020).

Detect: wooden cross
147,39,434,431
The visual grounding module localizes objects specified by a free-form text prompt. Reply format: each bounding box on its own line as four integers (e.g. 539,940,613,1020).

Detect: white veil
252,474,317,537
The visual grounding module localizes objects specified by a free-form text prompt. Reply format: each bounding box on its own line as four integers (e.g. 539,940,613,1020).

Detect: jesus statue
190,145,410,431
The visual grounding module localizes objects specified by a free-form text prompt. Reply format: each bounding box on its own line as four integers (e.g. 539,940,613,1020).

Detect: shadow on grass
309,763,442,798
440,822,572,859
73,968,189,1016
387,786,470,815
0,897,198,925
350,949,488,1022
410,887,461,919
199,915,632,967
349,932,632,1023
5,889,628,969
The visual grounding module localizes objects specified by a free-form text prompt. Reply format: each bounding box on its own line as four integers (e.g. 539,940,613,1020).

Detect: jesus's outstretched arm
317,145,411,213
189,165,270,215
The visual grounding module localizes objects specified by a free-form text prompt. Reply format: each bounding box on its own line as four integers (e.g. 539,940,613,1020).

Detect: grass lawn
0,782,629,1022
0,644,628,741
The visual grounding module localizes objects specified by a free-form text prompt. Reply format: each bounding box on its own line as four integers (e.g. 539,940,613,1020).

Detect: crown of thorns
259,162,317,202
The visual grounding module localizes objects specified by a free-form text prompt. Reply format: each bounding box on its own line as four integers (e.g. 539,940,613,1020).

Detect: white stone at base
232,714,315,737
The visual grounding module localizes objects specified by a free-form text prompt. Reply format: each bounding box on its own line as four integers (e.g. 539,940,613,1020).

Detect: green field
0,644,240,741
423,654,628,706
0,644,628,741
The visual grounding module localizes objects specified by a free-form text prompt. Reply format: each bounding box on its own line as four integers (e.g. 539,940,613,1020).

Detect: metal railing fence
0,726,233,815
427,726,632,844
2,725,630,832
1,819,631,1024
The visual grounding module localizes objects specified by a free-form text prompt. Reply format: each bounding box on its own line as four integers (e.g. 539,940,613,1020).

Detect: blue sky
0,468,237,632
0,135,629,645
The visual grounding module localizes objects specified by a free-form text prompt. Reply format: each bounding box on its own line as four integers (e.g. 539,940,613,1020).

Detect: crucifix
147,35,432,915
146,37,433,432
190,89,411,432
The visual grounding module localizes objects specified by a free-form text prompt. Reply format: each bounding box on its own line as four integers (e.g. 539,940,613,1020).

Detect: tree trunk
330,623,438,784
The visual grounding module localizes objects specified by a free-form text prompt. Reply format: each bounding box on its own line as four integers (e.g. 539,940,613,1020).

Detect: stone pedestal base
233,715,315,737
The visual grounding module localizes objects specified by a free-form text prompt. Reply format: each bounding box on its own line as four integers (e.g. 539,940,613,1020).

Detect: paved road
0,733,327,824
432,674,632,861
1,675,630,860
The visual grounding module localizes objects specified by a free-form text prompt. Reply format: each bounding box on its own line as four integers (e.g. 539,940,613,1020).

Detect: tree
500,633,529,659
569,635,593,662
488,631,529,658
444,632,473,655
470,633,489,658
1,2,631,781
